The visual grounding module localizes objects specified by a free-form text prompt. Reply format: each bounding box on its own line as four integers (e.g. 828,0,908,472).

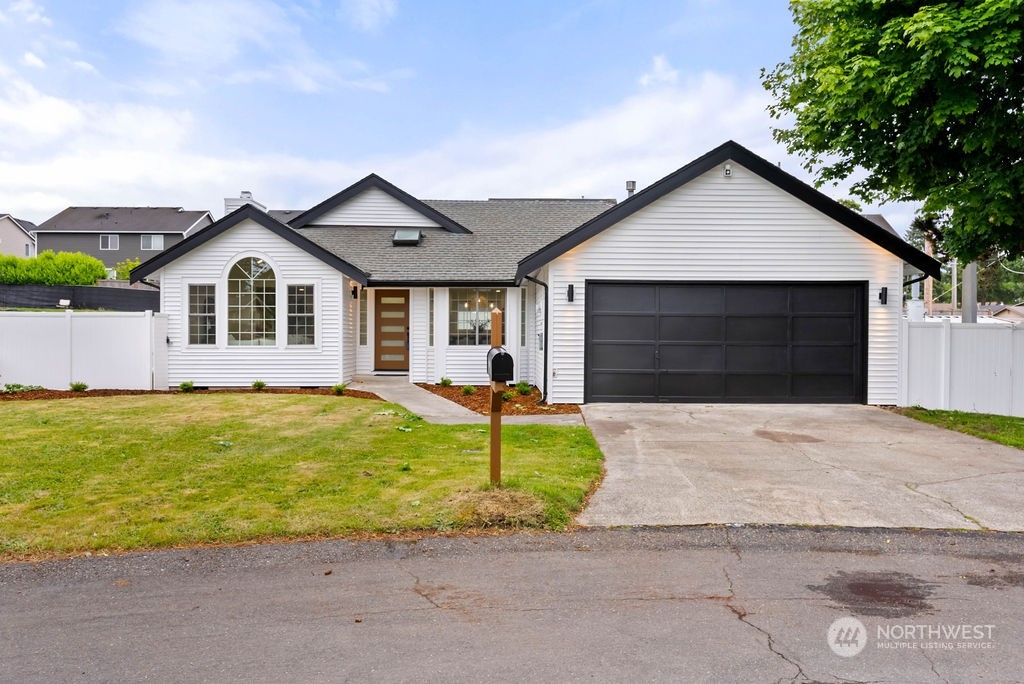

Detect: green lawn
0,394,603,560
895,407,1024,450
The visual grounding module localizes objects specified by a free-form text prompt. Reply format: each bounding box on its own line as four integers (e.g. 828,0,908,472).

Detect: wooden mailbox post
488,307,509,485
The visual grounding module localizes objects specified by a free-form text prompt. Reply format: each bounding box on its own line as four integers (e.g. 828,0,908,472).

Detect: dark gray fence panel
0,285,159,311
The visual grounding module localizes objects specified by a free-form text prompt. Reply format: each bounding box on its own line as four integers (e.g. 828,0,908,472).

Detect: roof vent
626,180,636,197
392,228,422,246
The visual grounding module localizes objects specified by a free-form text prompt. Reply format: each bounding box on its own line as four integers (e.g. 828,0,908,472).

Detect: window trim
100,234,119,251
226,256,277,347
448,287,506,346
141,234,165,251
286,283,316,346
187,283,217,346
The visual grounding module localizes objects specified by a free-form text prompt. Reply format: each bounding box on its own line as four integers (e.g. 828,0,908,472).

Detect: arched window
228,257,276,345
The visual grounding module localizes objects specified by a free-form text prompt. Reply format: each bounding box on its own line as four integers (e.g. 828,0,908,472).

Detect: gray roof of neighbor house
293,198,616,284
36,207,212,234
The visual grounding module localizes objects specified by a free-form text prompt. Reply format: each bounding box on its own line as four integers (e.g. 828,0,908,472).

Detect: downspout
522,275,549,403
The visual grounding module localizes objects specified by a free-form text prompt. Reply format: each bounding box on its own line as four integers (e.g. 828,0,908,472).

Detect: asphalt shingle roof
37,207,210,234
294,198,615,283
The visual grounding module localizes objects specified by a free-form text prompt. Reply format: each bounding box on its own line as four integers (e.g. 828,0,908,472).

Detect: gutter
522,274,550,403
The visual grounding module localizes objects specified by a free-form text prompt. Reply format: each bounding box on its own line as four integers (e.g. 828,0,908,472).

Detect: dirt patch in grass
416,383,580,415
0,387,382,402
448,489,548,528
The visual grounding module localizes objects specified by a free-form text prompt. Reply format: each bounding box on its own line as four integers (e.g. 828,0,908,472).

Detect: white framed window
227,257,276,346
520,289,527,346
25,244,31,257
100,234,119,250
188,284,216,345
428,288,435,347
359,289,367,346
449,288,506,346
287,284,315,345
141,234,164,251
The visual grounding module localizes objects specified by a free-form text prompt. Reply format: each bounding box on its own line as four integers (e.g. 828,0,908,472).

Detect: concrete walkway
347,375,584,425
578,403,1024,531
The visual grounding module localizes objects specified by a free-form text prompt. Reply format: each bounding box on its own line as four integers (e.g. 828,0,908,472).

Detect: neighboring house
132,141,940,404
0,214,37,257
35,207,214,268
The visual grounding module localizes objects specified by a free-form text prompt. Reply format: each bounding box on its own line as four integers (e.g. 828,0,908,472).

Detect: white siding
543,163,904,405
409,288,430,381
309,187,441,227
159,219,346,387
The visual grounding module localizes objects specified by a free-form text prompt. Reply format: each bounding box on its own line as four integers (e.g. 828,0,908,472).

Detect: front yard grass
0,394,603,561
895,407,1024,450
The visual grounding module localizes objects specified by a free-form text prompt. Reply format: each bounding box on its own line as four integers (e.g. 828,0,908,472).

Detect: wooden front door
374,289,410,371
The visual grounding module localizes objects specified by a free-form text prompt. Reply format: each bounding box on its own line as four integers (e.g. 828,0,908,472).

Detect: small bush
251,380,266,391
515,381,532,396
69,381,88,392
439,377,453,387
502,391,514,402
2,383,44,394
179,381,195,393
461,385,477,396
331,383,346,396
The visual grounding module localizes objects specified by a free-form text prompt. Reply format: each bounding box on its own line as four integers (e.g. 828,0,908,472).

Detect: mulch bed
0,387,382,402
416,383,580,416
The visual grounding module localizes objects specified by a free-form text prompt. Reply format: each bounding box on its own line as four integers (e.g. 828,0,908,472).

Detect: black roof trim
130,204,368,285
287,174,471,234
515,140,941,280
365,280,517,288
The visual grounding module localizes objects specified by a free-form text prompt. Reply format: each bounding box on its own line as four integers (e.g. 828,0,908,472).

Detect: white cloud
21,51,45,68
639,55,678,87
339,0,396,32
7,0,50,25
0,68,83,147
71,60,97,74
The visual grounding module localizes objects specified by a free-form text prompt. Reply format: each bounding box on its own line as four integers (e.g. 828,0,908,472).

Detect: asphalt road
3,527,1023,683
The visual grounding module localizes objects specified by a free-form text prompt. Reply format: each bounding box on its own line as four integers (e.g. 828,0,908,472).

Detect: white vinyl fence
900,320,1024,416
0,311,168,390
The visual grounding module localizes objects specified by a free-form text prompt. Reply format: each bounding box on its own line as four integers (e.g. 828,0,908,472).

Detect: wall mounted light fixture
724,164,732,177
351,285,359,300
567,283,575,302
878,287,888,305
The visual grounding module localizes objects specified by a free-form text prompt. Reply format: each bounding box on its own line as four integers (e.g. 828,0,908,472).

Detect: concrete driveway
578,404,1024,531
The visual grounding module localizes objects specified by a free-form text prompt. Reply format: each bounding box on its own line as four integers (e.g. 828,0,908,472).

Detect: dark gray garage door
585,282,866,403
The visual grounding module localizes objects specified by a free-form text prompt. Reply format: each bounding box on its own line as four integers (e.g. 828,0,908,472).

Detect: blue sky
0,0,917,230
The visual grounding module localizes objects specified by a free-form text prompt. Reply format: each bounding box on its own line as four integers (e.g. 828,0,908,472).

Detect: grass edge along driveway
0,394,603,561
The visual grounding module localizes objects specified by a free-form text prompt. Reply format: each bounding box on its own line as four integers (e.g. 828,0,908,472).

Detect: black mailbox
487,347,514,382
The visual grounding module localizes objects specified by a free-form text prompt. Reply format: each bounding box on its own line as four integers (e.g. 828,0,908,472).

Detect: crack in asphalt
914,469,1024,487
904,483,988,530
722,567,808,683
920,650,950,684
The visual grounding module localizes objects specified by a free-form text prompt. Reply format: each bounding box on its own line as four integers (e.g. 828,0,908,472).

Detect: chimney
224,190,266,217
625,180,636,197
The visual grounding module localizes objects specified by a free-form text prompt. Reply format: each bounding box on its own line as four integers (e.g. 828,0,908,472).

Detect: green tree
0,251,107,286
763,1,1024,262
114,257,141,281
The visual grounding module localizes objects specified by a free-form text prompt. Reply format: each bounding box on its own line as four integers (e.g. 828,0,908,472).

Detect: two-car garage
584,282,866,403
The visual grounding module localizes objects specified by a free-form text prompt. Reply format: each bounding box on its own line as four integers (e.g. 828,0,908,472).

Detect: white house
131,141,940,404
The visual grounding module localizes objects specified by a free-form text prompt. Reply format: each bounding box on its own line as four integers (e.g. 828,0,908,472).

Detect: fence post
940,319,952,410
65,308,74,389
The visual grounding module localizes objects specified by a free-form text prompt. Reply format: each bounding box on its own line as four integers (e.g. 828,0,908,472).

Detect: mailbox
487,347,514,382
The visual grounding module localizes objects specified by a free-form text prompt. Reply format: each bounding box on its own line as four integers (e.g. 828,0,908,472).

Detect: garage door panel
589,372,656,399
726,317,788,342
726,374,791,398
659,286,724,314
591,284,656,311
726,345,788,372
591,315,656,341
793,345,856,373
586,282,865,403
659,345,723,370
726,287,788,314
792,316,854,343
792,286,857,313
660,316,722,341
659,373,724,398
792,374,856,398
591,343,655,370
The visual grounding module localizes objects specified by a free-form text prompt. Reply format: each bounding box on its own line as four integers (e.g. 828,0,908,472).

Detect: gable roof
297,198,614,285
0,214,38,238
36,207,213,235
130,204,368,285
286,174,472,233
515,140,942,281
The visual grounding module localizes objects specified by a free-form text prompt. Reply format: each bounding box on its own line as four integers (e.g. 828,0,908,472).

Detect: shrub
251,380,266,391
0,251,107,286
515,381,532,396
439,377,453,387
331,383,346,396
179,381,195,393
114,257,141,281
69,381,88,392
460,385,477,396
1,383,44,393
502,391,514,402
